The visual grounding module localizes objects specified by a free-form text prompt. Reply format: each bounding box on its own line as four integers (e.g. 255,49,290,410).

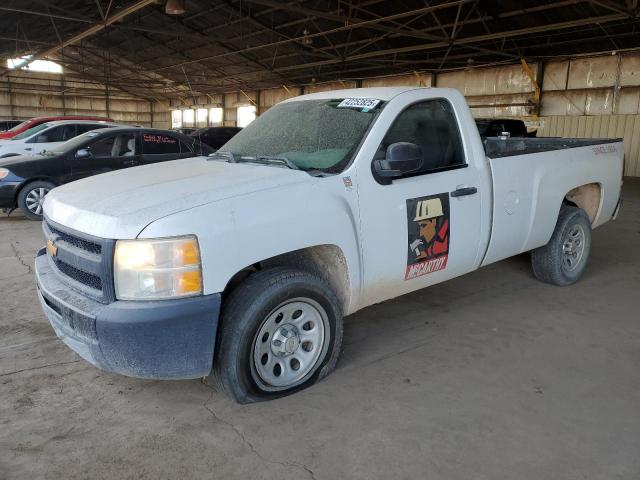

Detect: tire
209,267,343,404
17,180,55,220
531,205,592,286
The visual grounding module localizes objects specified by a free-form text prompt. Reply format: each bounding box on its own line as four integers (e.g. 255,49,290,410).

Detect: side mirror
75,148,91,158
373,142,423,179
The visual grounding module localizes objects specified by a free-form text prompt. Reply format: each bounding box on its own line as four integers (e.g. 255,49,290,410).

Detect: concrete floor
1,179,639,480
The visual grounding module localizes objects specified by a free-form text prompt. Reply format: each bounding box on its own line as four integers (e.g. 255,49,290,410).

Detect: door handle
24,148,32,151
451,186,478,197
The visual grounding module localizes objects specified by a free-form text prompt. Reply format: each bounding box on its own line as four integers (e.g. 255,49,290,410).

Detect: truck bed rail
484,137,621,159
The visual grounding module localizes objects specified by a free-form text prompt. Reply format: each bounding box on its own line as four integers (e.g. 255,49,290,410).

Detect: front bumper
35,249,221,379
0,182,20,208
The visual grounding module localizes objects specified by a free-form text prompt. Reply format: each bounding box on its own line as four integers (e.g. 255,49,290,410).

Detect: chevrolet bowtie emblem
47,239,58,257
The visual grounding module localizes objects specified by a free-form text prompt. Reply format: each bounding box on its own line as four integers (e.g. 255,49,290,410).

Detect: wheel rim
25,187,50,215
562,224,586,271
251,298,329,391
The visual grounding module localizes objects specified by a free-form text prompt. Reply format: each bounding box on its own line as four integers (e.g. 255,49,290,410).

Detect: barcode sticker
337,98,381,109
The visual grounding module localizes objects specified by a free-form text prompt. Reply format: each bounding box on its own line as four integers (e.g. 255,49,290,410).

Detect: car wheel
17,180,55,220
531,205,592,286
210,267,343,404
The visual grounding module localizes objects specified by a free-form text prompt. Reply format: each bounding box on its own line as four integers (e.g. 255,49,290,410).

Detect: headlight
0,168,9,179
114,236,202,300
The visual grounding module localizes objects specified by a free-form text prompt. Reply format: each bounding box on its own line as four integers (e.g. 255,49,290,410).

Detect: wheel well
223,245,351,313
564,183,601,224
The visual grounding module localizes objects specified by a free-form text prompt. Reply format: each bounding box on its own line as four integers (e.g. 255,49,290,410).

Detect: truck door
357,98,484,306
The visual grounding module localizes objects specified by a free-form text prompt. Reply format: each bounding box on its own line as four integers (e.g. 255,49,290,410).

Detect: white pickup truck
35,87,623,403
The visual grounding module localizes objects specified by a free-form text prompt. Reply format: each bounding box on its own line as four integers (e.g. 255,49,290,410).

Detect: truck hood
44,156,313,239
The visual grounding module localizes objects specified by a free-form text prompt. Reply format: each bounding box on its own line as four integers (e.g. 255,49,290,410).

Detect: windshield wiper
229,154,300,170
210,152,303,171
208,150,237,162
253,155,300,170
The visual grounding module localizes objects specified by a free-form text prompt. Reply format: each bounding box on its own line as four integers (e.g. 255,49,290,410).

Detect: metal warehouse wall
0,71,155,126
538,115,640,177
2,52,640,176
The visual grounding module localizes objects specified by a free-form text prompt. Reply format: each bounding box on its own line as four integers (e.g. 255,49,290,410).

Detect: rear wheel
17,180,55,220
531,205,591,286
210,267,343,404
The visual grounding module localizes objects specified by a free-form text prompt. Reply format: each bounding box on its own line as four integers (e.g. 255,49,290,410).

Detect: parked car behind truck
0,119,126,158
0,127,213,219
0,115,114,140
475,118,535,138
35,87,623,403
191,126,242,149
0,120,23,132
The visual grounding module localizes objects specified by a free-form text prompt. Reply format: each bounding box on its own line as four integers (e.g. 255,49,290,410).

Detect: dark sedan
191,126,242,150
0,127,213,220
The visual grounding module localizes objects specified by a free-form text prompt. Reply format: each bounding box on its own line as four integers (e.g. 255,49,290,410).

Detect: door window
142,133,180,155
379,99,465,177
34,125,76,142
88,133,136,158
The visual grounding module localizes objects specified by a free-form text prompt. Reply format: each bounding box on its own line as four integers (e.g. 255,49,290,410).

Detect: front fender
138,178,363,313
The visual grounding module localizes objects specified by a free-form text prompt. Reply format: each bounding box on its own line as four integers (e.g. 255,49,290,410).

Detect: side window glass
380,100,466,177
35,125,75,142
34,126,62,143
88,134,136,158
142,133,180,154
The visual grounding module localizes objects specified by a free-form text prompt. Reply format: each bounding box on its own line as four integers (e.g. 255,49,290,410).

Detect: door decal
405,193,450,280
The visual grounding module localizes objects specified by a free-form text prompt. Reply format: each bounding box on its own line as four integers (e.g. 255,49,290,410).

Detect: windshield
221,98,382,173
6,120,33,133
12,123,51,140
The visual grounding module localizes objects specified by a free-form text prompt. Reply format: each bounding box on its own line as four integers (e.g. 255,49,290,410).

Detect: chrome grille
43,218,116,303
55,261,103,291
46,222,102,254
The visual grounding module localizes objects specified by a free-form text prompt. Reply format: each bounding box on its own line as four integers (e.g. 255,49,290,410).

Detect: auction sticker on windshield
337,98,381,110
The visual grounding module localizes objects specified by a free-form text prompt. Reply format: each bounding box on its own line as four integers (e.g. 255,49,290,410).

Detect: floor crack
10,241,32,275
0,359,81,378
202,388,317,480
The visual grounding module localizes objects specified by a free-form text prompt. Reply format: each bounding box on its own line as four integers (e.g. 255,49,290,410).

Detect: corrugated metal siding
538,115,640,176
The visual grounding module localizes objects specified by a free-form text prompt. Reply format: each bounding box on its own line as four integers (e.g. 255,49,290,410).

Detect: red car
0,115,114,140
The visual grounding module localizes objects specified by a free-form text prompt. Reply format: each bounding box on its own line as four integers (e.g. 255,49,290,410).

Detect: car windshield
220,98,383,173
12,123,51,140
6,120,33,133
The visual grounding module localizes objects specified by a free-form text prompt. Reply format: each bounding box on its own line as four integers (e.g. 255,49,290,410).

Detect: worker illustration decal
405,193,450,280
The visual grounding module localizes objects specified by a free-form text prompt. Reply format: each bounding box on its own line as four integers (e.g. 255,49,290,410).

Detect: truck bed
481,139,624,267
483,137,621,158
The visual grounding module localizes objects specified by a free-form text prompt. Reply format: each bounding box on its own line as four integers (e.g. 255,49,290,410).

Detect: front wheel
531,205,592,286
17,180,55,220
210,267,343,404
